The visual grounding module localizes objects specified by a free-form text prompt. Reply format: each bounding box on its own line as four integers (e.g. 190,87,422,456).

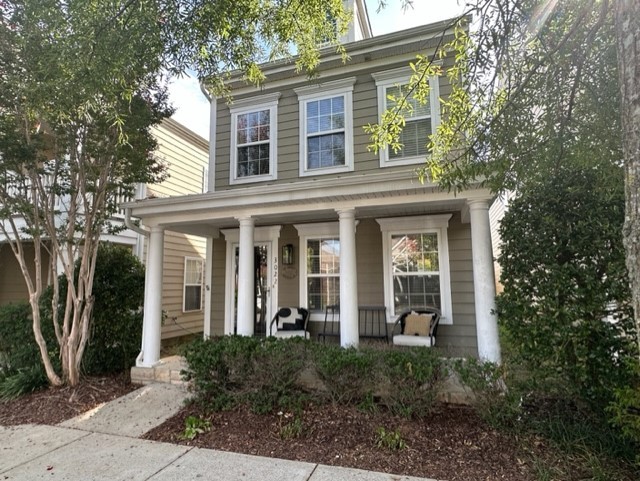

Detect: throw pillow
404,313,432,336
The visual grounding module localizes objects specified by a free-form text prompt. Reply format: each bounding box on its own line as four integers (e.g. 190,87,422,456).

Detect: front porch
126,172,501,368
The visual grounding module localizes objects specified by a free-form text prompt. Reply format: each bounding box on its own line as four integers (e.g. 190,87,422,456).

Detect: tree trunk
615,0,640,358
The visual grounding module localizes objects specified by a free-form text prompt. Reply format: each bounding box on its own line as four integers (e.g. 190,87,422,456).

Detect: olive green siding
0,244,50,306
214,57,454,191
206,214,477,356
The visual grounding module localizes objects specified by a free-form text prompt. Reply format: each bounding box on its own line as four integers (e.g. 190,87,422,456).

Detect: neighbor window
372,68,441,167
229,93,279,184
295,78,355,176
376,215,453,324
183,257,204,312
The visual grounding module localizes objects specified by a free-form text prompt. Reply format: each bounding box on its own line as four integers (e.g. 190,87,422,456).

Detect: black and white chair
269,307,310,339
392,307,441,347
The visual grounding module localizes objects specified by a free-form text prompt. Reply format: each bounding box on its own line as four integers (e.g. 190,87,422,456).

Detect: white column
203,236,214,338
468,199,502,363
236,216,255,336
337,208,359,347
139,226,164,367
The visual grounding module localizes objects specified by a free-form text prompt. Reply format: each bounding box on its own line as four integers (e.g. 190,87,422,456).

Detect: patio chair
269,307,310,339
392,307,440,347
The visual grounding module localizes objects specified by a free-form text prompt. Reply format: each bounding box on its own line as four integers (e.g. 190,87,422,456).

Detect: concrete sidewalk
0,383,439,481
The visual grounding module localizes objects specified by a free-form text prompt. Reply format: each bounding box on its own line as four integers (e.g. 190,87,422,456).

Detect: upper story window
229,93,280,185
372,68,441,168
295,77,356,177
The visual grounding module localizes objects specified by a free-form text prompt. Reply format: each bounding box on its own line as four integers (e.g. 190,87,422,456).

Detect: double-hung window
376,215,453,324
372,68,441,167
294,222,342,317
295,77,355,176
183,257,204,312
229,93,279,184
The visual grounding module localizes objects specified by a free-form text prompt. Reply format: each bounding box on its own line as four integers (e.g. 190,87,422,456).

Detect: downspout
199,80,216,193
125,206,149,366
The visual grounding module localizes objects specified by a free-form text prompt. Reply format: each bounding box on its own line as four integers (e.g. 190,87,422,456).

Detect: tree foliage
0,0,346,386
496,163,636,408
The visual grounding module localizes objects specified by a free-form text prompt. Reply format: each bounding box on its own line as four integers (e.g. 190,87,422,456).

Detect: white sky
168,0,466,141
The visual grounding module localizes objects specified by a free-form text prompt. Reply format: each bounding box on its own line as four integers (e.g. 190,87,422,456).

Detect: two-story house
127,3,501,369
0,118,209,344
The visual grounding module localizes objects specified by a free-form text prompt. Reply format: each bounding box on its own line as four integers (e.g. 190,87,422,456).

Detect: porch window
183,257,204,312
229,93,280,184
306,238,340,312
295,77,355,177
377,215,453,324
372,68,441,167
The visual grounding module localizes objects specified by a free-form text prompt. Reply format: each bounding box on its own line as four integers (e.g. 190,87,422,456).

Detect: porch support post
203,236,214,338
236,216,255,336
139,225,164,367
468,199,501,363
337,208,359,348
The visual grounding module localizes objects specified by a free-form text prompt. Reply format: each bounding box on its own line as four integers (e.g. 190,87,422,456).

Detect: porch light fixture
282,244,294,265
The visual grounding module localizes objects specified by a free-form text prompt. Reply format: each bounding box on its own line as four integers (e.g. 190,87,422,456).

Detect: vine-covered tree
0,0,348,386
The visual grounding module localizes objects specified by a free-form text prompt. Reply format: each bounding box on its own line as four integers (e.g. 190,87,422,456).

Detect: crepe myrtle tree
367,0,640,358
0,0,349,386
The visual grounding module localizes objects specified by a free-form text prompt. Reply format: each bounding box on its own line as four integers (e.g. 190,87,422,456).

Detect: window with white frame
295,78,355,176
372,68,441,167
294,222,341,316
376,215,453,324
183,257,204,312
229,93,279,184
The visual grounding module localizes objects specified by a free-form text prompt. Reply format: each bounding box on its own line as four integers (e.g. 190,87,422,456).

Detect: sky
168,0,466,141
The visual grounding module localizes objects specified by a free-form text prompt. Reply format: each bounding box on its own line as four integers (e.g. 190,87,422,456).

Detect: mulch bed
0,374,139,426
142,402,537,481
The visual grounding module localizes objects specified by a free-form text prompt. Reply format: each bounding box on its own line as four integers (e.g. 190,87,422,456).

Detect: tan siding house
129,6,502,368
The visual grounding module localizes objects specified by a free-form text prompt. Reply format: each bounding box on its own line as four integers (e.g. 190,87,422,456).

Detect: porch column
203,236,214,338
337,208,359,347
236,216,255,336
139,225,164,367
468,199,502,363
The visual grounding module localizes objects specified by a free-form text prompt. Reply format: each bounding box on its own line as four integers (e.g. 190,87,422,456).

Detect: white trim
183,256,205,313
296,78,356,177
229,94,280,185
376,214,453,324
221,226,282,334
373,68,441,168
207,97,217,192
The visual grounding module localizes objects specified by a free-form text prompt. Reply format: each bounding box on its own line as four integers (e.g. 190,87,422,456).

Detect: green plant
277,411,304,440
375,426,407,450
379,347,444,418
0,365,48,401
311,344,379,405
180,415,211,440
453,358,521,428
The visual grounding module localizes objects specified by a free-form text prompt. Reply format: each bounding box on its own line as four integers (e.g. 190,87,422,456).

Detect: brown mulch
142,403,538,481
0,374,139,426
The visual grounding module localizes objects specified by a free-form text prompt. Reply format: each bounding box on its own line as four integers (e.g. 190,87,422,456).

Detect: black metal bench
318,305,388,343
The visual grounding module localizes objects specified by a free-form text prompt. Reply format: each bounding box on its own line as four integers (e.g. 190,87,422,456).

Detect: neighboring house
0,118,209,343
127,2,502,368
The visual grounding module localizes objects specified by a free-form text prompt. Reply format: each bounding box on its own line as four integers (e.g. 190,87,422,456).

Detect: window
294,222,343,317
295,77,356,176
183,257,204,312
372,68,441,167
229,93,279,184
376,215,453,324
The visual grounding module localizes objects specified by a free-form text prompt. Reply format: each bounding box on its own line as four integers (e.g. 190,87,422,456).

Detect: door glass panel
233,244,270,336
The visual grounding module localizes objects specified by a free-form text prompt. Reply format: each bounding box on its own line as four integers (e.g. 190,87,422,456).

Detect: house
126,2,502,369
0,118,209,343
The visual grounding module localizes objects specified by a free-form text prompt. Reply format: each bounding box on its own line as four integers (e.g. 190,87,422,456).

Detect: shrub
311,344,379,405
496,165,637,411
379,347,444,418
453,357,521,428
0,364,48,400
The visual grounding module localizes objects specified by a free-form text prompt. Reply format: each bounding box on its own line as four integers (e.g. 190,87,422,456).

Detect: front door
231,244,271,335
